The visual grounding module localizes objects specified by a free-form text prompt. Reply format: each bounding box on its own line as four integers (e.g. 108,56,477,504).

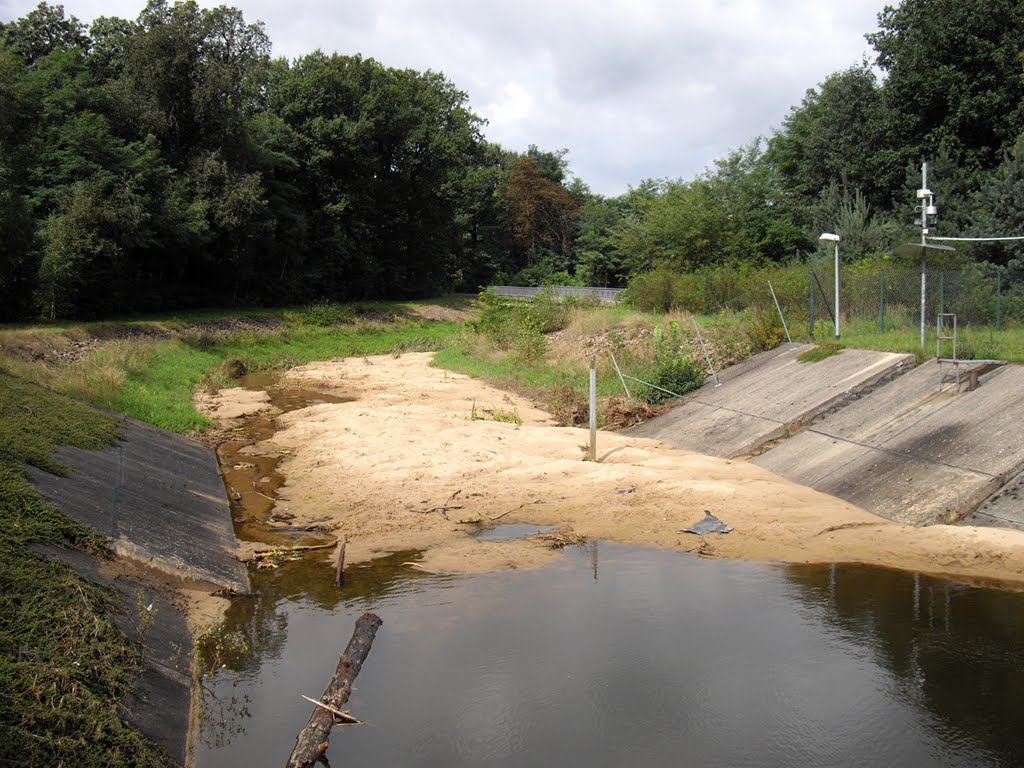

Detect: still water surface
194,544,1024,767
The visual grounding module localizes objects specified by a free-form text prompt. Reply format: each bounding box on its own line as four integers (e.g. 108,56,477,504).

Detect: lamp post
917,162,937,349
820,233,841,338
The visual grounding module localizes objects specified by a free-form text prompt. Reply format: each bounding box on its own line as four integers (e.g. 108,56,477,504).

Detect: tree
270,52,485,297
967,139,1024,266
504,157,579,274
0,2,89,64
108,0,270,163
704,139,806,262
867,0,1024,173
766,64,897,210
0,46,39,319
612,179,750,273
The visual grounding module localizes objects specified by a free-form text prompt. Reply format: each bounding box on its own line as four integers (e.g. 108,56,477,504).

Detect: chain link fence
620,261,1015,339
806,261,1005,336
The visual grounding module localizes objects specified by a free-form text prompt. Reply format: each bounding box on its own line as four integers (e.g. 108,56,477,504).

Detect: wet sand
198,352,1024,587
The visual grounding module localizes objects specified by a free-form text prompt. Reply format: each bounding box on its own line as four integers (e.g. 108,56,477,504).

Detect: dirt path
202,352,1024,587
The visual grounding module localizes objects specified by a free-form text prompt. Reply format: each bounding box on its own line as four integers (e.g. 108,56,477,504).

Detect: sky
1,0,887,196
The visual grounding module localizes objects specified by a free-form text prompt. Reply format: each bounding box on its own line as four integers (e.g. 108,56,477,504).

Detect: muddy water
194,543,1024,767
214,370,351,548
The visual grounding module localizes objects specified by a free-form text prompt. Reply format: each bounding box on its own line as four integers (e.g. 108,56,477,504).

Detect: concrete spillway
630,345,1024,528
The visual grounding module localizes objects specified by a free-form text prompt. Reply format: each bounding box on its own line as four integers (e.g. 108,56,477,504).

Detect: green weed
798,343,845,363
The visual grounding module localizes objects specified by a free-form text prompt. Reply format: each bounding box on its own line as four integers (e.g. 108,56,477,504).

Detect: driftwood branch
243,540,338,562
285,612,383,768
411,490,463,518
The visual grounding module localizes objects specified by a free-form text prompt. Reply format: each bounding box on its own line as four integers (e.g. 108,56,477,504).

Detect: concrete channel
631,344,1024,530
628,344,917,459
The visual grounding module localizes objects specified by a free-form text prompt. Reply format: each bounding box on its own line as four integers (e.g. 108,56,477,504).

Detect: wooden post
589,356,597,462
334,535,348,587
285,612,383,768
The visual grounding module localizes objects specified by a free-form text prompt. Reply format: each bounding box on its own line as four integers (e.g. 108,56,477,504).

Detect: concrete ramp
753,362,1024,526
30,415,249,593
628,344,916,458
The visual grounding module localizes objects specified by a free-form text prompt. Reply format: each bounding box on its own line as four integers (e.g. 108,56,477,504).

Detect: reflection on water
195,546,1024,767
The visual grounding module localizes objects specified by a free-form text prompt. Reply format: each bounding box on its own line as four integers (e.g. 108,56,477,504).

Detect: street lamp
820,233,841,338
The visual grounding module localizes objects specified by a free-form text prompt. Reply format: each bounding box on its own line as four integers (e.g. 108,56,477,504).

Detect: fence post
997,271,1002,332
809,268,815,338
939,271,945,316
880,269,885,333
768,280,797,351
589,356,597,462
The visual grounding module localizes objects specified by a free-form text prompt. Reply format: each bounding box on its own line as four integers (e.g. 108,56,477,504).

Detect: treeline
2,0,1024,321
567,0,1024,291
0,0,580,319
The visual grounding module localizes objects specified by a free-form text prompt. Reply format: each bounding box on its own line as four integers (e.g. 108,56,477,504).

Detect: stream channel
195,373,1024,767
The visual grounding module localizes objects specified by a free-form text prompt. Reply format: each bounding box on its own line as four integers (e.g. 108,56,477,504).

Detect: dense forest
2,0,1024,320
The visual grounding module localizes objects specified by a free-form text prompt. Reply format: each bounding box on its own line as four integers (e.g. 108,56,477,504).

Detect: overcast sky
2,0,886,196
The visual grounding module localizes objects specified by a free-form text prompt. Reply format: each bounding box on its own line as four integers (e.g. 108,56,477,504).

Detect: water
193,545,1024,767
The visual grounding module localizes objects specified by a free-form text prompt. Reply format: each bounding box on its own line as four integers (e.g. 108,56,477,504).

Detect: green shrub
744,307,785,351
289,300,355,327
636,321,704,404
470,290,566,361
623,267,683,312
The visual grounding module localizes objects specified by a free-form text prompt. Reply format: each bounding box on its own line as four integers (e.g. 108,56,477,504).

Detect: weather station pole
819,233,841,338
895,163,952,345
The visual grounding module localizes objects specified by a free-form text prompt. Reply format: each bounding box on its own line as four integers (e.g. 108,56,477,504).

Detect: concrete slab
754,362,1024,526
29,415,249,593
628,344,916,458
964,469,1024,532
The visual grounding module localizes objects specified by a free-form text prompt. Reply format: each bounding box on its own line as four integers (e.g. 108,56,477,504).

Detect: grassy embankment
0,373,171,766
0,300,464,765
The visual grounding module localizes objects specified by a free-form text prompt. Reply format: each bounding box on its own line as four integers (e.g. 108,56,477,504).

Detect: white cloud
483,82,535,129
1,0,885,195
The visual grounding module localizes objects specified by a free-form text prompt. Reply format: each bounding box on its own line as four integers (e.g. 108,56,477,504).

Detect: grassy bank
0,373,170,766
1,304,462,434
431,296,777,425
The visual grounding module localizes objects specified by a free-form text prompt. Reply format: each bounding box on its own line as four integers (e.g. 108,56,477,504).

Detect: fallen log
285,612,383,768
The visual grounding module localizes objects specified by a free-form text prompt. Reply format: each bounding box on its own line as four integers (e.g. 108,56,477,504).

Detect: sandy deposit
203,352,1024,587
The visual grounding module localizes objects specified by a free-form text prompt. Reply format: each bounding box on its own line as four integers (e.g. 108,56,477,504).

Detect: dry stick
299,695,362,724
334,535,349,587
285,612,383,768
251,481,276,502
490,503,524,521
